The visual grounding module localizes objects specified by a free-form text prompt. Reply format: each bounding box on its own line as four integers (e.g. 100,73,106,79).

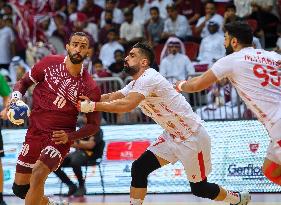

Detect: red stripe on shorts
198,151,206,180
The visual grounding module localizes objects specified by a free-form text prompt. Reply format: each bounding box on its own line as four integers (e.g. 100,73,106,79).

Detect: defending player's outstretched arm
77,92,145,113
101,91,125,102
176,69,218,93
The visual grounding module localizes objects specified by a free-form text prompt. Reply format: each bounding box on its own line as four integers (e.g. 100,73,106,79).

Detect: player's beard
68,51,87,64
225,44,234,55
123,62,139,76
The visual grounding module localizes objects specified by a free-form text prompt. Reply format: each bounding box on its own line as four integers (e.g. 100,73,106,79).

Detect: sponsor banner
2,121,280,195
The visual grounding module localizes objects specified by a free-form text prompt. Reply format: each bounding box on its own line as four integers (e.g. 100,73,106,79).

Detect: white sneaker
48,198,69,205
231,191,251,205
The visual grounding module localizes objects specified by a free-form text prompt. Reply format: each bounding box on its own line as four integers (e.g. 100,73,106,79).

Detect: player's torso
230,48,281,127
30,59,93,131
33,64,86,113
138,72,202,141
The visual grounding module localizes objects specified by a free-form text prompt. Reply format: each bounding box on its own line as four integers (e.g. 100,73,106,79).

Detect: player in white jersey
77,42,250,205
176,21,281,187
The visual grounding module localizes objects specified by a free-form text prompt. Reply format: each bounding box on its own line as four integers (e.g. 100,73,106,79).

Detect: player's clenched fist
76,96,96,113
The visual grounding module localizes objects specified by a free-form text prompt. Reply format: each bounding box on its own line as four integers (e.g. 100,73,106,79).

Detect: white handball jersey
120,68,202,142
211,47,281,129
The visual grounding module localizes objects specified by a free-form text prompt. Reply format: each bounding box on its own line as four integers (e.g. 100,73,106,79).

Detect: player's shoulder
142,68,159,79
215,53,235,64
40,55,65,64
82,69,99,89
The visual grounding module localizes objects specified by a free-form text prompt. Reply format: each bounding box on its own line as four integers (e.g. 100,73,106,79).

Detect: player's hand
52,130,69,144
0,107,8,120
76,96,96,113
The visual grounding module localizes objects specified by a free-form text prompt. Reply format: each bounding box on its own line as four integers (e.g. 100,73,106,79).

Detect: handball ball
7,100,30,125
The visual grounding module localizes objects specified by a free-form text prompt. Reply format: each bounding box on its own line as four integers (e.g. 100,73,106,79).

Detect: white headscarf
160,36,185,62
9,56,30,84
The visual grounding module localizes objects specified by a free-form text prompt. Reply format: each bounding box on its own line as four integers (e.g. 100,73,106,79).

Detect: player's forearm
2,96,10,108
13,72,34,97
180,77,205,93
68,123,99,141
101,91,124,102
95,100,135,113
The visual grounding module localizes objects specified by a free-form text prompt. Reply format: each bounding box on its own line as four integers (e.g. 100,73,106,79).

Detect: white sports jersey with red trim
211,47,281,130
120,68,202,142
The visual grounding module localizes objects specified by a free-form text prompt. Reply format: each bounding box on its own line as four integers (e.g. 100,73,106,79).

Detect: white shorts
266,119,281,164
148,125,212,183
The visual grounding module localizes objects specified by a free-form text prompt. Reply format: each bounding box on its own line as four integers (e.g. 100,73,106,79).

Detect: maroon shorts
16,129,70,173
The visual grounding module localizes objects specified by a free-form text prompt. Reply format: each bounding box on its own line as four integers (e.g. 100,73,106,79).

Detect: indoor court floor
4,193,281,205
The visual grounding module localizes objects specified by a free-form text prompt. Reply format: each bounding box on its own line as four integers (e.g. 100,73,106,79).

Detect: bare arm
96,92,145,113
101,91,125,102
13,72,34,97
177,69,218,93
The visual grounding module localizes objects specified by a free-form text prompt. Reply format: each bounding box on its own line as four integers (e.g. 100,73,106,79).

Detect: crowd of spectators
0,0,281,121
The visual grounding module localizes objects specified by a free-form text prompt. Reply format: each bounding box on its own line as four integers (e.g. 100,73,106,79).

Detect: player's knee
131,151,161,188
190,179,220,200
12,183,30,199
131,160,148,188
31,164,50,184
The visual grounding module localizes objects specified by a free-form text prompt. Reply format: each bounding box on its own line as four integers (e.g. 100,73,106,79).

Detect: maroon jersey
15,55,101,138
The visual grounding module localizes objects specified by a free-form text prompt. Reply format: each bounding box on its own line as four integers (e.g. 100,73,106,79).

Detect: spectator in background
0,73,10,205
98,9,120,45
150,0,173,20
161,3,192,41
52,12,71,45
100,0,124,28
0,13,15,70
174,0,201,25
66,0,78,17
70,12,99,43
54,122,104,197
36,16,52,42
195,79,242,120
197,21,225,65
233,0,252,18
251,0,275,13
93,59,112,79
222,3,262,49
80,0,103,24
108,49,128,79
222,3,242,28
133,0,150,25
99,29,124,68
8,56,30,84
119,9,143,49
160,37,194,83
2,4,15,23
195,1,224,38
146,6,164,46
249,2,280,48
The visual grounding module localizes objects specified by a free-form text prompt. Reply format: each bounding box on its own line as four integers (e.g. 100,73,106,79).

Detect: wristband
177,81,187,92
80,100,96,113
